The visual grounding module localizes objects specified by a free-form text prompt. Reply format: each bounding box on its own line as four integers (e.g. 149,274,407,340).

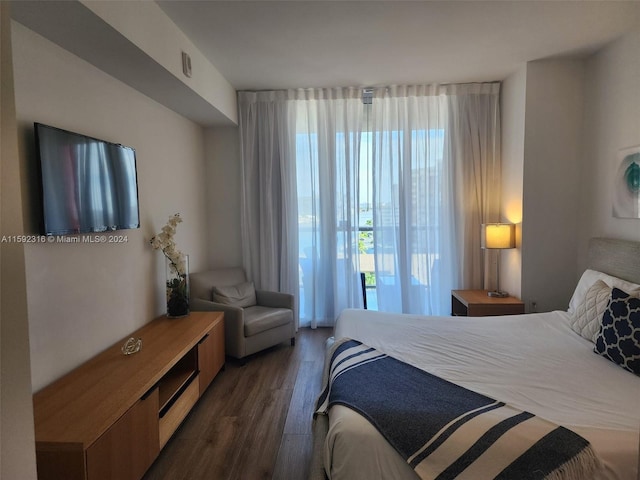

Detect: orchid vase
166,254,189,318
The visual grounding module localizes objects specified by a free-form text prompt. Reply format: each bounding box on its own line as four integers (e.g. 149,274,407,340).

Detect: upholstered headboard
587,237,640,284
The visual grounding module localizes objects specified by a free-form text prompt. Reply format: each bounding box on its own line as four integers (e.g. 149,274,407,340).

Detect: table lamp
481,223,516,298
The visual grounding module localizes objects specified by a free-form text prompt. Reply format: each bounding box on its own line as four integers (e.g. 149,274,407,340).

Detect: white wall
204,127,243,268
520,60,586,313
81,0,237,125
0,5,37,479
578,28,640,268
12,22,209,391
499,66,526,301
499,29,640,311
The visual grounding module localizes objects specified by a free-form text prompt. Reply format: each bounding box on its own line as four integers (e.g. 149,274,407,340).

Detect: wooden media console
33,311,225,480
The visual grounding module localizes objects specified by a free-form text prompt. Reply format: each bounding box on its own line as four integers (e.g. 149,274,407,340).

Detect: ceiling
157,1,640,91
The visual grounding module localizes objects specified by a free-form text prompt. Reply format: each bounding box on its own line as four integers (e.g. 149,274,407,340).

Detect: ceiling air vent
181,51,192,78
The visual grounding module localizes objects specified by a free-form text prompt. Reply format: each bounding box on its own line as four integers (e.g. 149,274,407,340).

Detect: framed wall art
613,145,640,219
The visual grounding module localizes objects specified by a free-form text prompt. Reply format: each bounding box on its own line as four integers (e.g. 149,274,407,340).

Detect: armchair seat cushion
244,306,293,337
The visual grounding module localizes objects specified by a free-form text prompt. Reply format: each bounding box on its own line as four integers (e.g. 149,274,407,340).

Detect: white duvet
324,309,640,480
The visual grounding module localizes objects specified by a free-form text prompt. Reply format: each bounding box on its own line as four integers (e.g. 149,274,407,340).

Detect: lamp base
487,290,509,298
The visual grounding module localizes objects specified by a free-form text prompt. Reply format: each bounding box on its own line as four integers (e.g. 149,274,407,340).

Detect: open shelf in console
158,347,198,416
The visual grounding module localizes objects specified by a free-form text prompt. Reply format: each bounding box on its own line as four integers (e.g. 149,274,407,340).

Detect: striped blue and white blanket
315,338,602,480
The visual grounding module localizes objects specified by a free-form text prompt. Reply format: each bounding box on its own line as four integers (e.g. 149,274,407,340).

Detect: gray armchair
190,267,295,360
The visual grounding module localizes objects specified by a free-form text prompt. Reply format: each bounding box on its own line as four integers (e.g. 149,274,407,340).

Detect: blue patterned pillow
594,287,640,375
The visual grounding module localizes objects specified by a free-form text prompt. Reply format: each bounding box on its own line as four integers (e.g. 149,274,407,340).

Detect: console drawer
158,374,199,448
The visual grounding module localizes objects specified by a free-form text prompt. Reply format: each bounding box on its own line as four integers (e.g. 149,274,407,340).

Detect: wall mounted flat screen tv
35,123,140,236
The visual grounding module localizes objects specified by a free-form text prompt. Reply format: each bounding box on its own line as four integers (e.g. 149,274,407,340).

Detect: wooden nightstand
451,290,525,317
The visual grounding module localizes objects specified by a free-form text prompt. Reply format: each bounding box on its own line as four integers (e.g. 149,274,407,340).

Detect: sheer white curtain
238,89,364,329
238,83,500,325
370,83,500,314
370,85,454,314
237,91,299,325
446,83,502,290
296,88,365,328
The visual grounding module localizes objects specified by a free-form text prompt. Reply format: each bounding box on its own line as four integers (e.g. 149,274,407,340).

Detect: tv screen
35,123,140,236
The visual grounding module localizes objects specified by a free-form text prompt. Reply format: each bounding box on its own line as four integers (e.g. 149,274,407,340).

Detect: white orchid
150,214,186,276
151,214,189,317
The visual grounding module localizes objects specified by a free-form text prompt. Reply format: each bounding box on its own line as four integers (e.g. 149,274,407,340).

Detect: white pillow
212,282,257,308
567,269,640,314
568,280,611,343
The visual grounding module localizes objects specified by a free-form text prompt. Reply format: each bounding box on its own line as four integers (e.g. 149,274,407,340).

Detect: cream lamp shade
481,223,516,250
481,223,516,298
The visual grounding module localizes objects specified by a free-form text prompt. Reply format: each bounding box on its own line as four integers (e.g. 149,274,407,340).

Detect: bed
310,238,640,480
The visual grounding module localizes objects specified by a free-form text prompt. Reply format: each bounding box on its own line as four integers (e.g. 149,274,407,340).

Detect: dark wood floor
143,327,333,480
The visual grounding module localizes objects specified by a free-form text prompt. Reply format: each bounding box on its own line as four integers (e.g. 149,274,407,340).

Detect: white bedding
324,309,640,480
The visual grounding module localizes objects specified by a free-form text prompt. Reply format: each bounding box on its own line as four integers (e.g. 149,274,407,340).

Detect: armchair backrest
190,267,247,301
